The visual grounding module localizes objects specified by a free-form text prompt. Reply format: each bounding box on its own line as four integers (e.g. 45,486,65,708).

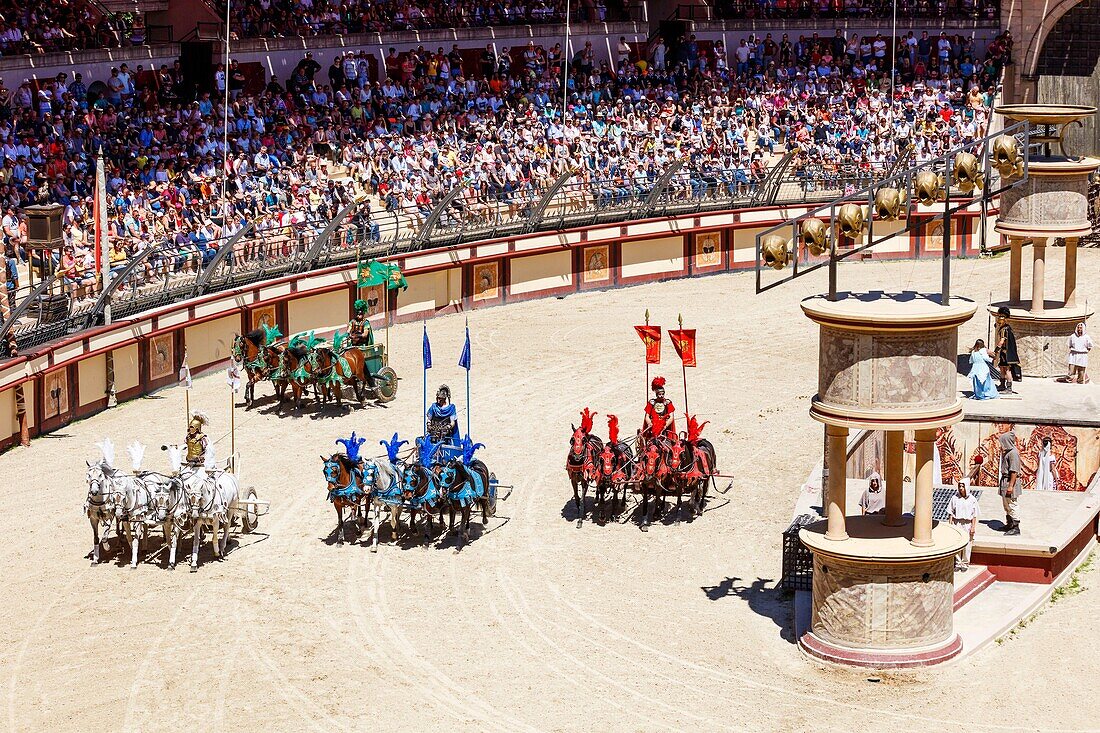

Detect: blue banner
458,326,471,370
423,326,432,369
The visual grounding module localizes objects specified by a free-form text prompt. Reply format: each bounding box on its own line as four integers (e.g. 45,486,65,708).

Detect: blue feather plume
335,431,366,462
379,433,408,464
459,435,485,465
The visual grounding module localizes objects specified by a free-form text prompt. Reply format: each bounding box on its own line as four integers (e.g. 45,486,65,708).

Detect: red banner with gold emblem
634,325,662,364
668,329,697,367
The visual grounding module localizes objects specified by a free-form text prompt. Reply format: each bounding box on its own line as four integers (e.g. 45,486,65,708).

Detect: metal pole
678,314,688,419
890,0,897,100
828,204,838,301
465,357,471,441
229,381,235,473
644,308,650,406
219,0,232,218
422,324,428,437
942,155,953,303
562,0,570,127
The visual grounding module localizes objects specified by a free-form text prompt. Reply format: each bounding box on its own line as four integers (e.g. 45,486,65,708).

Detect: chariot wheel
373,366,399,403
241,488,260,533
487,473,498,517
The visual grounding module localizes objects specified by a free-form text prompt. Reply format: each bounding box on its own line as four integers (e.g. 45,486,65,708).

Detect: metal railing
1,157,900,358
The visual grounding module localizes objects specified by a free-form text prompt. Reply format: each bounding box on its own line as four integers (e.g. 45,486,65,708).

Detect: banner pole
679,313,689,419
423,324,428,437
465,317,471,440
644,308,650,404
229,383,236,474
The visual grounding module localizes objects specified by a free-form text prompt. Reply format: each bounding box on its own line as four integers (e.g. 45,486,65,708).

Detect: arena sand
2,252,1098,733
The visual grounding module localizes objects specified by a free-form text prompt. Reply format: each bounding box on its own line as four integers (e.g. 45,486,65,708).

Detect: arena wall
0,205,992,453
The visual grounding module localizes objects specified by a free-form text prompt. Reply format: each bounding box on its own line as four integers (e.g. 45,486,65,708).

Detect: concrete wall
1002,0,1086,105
114,343,140,394
621,236,684,279
1035,0,1100,158
184,315,239,368
510,251,572,296
288,291,347,337
78,354,107,408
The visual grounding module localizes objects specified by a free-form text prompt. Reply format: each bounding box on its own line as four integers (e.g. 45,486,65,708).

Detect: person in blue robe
968,339,999,400
426,384,460,444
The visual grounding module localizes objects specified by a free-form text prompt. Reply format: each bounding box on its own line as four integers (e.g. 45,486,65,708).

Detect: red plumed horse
566,408,603,527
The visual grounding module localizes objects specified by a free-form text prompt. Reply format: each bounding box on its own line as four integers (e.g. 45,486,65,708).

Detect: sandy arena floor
2,252,1099,733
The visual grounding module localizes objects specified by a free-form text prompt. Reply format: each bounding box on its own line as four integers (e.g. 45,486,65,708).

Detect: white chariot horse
84,439,123,565
164,444,240,571
364,457,403,552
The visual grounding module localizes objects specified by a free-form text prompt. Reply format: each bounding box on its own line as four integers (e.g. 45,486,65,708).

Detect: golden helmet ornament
914,170,947,207
952,151,985,194
761,234,792,270
991,135,1024,179
836,203,867,240
873,186,907,221
799,217,830,256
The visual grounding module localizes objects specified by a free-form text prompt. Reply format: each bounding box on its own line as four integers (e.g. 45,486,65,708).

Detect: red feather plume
686,414,709,443
579,407,596,434
651,376,666,390
608,414,619,444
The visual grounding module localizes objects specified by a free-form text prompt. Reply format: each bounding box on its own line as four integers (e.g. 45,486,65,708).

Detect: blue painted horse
439,460,491,545
321,432,370,544
439,438,490,545
400,461,445,544
321,453,367,544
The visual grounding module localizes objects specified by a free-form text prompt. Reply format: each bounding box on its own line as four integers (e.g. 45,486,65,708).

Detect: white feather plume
165,445,183,473
127,441,146,472
96,438,116,467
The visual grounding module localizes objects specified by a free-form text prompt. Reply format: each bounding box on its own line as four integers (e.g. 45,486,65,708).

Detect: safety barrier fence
1,158,899,358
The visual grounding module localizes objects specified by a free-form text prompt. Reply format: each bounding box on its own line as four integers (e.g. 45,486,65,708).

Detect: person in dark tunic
994,306,1020,394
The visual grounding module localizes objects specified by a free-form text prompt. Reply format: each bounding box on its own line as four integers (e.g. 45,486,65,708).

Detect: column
1009,237,1022,304
1031,238,1046,315
884,430,905,527
825,424,849,541
1064,237,1078,308
911,428,936,547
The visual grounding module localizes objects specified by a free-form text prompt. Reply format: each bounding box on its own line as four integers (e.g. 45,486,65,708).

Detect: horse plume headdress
336,431,366,462
579,407,596,434
608,414,620,444
459,435,485,465
96,438,116,467
332,330,347,351
416,435,441,466
686,415,709,443
261,323,283,346
127,441,146,472
651,376,666,391
380,433,408,463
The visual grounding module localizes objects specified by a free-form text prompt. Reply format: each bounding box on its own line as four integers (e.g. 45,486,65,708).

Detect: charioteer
347,299,375,347
426,384,460,444
641,376,676,448
185,411,210,467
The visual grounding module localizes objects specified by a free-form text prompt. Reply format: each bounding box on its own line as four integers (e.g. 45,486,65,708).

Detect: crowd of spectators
229,0,629,38
0,1,145,55
713,0,1000,21
0,25,1012,310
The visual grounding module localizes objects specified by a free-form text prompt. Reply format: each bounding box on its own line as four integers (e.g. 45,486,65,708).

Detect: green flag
358,259,407,291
